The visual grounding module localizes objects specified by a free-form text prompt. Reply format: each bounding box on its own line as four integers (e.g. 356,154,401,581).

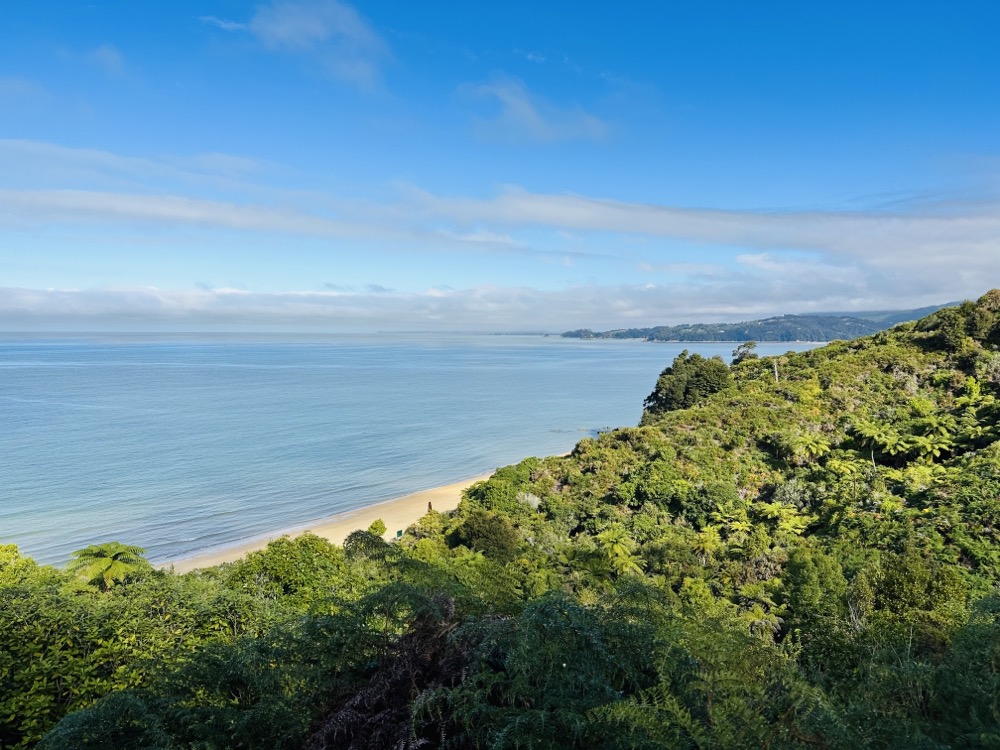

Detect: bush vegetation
4,291,1000,748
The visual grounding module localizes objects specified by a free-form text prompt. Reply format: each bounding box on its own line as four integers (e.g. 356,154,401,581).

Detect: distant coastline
571,338,832,344
561,303,948,343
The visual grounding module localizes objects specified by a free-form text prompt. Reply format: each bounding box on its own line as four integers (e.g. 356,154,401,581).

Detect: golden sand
161,473,492,573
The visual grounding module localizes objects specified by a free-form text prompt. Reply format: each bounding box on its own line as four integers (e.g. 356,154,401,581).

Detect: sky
1,1,999,331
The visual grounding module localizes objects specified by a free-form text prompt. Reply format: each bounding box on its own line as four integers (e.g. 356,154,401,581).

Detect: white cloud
460,76,609,143
198,1,388,89
0,277,970,333
0,139,279,195
248,0,389,89
638,261,728,278
0,77,46,99
0,188,378,239
4,139,1000,279
89,45,125,75
401,185,1000,263
514,49,546,63
250,0,369,49
199,16,248,32
435,229,520,246
3,139,999,329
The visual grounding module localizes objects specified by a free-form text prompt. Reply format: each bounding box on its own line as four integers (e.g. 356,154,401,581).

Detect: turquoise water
0,334,814,565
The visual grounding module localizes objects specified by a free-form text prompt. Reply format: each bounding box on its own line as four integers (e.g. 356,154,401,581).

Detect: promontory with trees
4,292,1000,749
563,303,947,342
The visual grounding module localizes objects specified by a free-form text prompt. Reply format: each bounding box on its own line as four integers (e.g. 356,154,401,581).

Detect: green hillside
563,303,947,341
4,292,1000,749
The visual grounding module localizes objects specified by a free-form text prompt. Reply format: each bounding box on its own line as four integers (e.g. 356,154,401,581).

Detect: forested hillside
4,293,1000,749
562,303,946,341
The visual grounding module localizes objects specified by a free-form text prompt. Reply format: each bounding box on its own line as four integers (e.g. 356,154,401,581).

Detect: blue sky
1,1,999,330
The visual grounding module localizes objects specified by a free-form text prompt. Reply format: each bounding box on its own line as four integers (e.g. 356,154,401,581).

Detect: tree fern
66,542,147,591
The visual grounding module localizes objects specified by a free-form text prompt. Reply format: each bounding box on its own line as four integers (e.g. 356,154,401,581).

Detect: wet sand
161,473,492,573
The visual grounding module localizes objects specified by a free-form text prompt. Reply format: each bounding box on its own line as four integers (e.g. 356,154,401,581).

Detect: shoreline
160,473,493,573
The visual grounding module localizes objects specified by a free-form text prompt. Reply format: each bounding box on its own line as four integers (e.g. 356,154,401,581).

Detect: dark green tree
731,340,759,365
449,509,521,562
643,350,732,418
36,692,173,750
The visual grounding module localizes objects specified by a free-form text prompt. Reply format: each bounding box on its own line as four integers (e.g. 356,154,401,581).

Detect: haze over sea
2,334,811,566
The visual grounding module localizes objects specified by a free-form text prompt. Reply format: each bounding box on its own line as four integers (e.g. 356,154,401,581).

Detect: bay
0,333,814,565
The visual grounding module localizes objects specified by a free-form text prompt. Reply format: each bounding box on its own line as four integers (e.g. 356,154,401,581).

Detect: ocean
0,334,814,566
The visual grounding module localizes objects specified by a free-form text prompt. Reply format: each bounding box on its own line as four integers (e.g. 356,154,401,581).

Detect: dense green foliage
563,303,946,341
642,350,733,416
4,292,1000,748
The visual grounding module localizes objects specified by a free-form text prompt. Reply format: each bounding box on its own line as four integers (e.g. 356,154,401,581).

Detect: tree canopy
642,349,733,417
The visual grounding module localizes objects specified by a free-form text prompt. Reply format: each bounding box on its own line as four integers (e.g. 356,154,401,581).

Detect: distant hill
562,303,950,342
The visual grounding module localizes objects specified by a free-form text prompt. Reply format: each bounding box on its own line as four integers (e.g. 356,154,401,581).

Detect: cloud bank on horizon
1,0,998,331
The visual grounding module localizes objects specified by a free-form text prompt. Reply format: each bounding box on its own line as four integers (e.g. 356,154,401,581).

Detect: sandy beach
162,473,492,573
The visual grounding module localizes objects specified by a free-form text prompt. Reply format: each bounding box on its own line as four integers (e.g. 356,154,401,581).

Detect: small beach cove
1,335,815,565
162,473,492,573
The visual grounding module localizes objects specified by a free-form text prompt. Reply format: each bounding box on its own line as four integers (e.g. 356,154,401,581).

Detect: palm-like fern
66,542,147,591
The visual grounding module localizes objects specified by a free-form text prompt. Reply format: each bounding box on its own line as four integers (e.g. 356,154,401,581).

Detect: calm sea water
0,334,813,565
